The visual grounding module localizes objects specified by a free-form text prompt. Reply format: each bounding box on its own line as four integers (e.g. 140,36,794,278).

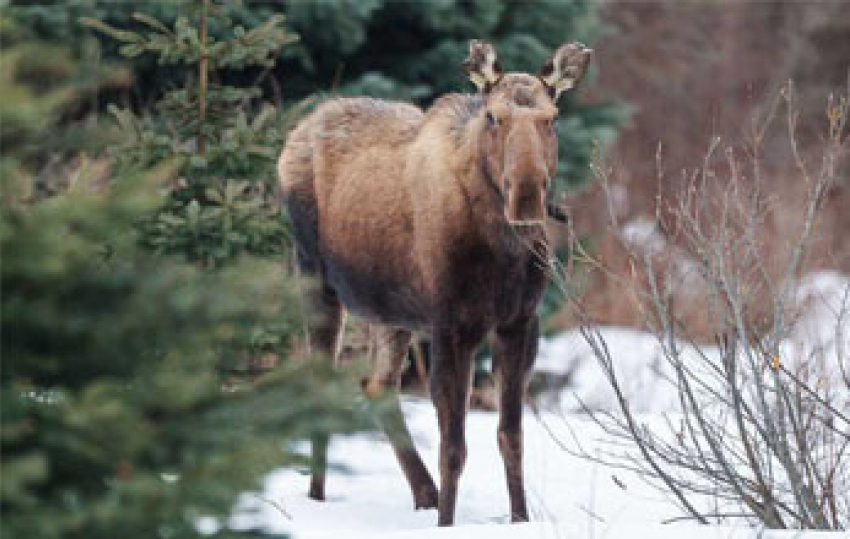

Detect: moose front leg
430,327,481,526
491,316,538,522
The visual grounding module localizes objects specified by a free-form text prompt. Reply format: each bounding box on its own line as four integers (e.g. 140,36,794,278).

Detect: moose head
463,40,592,225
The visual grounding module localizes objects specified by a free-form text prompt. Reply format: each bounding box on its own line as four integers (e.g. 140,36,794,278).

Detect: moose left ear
463,40,502,93
538,41,593,100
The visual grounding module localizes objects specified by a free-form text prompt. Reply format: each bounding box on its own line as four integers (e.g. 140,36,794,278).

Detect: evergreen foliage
1,15,366,539
0,13,130,193
278,0,626,190
12,0,626,191
79,2,299,268
1,177,362,538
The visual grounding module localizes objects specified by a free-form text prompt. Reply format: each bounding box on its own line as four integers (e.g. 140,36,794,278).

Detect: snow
223,272,849,538
779,270,850,411
622,217,666,257
786,271,850,374
537,270,850,414
232,401,689,538
230,400,844,538
621,216,706,293
536,326,722,412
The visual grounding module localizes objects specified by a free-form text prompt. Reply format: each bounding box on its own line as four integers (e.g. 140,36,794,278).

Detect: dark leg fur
430,326,485,526
304,284,341,501
285,186,342,502
309,432,330,501
491,317,538,522
363,327,438,509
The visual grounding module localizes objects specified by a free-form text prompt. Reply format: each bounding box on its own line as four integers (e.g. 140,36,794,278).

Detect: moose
278,39,592,526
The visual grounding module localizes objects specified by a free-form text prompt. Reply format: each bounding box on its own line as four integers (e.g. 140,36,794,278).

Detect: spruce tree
81,1,299,268
1,16,366,539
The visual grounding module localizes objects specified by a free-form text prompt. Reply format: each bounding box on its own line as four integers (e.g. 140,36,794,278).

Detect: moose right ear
463,40,502,93
538,41,592,100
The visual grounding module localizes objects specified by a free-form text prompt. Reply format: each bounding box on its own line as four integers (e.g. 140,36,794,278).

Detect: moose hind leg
283,179,343,501
305,284,342,501
363,327,438,510
491,317,538,522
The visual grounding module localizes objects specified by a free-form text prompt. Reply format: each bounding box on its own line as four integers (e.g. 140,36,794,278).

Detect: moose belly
320,243,431,329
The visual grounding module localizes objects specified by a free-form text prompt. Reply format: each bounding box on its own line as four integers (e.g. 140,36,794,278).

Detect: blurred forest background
1,0,848,537
567,0,850,336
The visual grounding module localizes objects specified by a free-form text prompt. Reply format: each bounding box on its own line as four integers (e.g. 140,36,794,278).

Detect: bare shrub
546,83,849,529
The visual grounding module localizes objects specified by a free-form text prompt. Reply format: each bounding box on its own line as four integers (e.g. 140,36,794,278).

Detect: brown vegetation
559,0,850,339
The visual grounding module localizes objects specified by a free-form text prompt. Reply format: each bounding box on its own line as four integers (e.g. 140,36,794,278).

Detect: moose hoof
308,485,325,502
413,485,439,510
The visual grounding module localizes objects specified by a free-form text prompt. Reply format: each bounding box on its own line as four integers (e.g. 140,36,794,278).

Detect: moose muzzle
506,177,547,226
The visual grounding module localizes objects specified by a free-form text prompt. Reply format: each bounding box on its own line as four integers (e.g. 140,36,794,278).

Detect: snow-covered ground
226,272,848,538
231,401,714,537
232,400,843,538
537,270,849,414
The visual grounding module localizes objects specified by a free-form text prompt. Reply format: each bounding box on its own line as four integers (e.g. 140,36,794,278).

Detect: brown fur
279,41,590,526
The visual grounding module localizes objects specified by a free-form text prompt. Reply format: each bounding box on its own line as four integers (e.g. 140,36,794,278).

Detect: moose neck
456,114,505,220
456,113,547,248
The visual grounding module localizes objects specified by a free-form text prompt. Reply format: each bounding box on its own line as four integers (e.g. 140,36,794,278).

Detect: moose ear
538,41,593,100
463,39,502,93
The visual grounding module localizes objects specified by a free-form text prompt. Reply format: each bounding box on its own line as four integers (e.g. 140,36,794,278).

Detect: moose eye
486,111,498,128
